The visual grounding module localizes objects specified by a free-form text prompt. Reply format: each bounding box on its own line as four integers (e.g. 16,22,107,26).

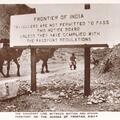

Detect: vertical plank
31,48,36,92
84,46,91,96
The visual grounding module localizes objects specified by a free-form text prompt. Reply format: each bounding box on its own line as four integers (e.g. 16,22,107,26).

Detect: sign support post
84,46,91,97
31,48,36,92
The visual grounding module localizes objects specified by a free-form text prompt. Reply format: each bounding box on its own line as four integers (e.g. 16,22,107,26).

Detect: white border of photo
0,1,120,120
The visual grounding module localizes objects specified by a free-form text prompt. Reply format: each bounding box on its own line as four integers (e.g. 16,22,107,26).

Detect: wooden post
31,48,36,92
84,46,91,96
84,4,90,10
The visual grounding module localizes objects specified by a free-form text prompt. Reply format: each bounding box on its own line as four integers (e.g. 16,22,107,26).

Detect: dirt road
0,50,120,112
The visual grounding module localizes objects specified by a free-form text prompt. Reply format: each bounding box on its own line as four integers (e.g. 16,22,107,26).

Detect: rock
31,91,36,94
99,108,104,111
100,81,105,84
41,92,59,100
110,90,114,95
50,107,56,111
108,108,114,111
72,91,76,94
94,95,100,99
116,93,120,98
5,105,16,110
62,89,65,92
65,95,69,99
67,90,72,93
114,99,120,104
0,79,20,100
59,92,65,97
54,99,57,103
99,97,105,100
98,100,103,103
57,99,62,103
92,99,99,104
107,96,114,103
87,101,92,105
75,96,80,99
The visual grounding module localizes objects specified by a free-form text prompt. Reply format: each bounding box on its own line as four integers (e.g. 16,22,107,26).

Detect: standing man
70,53,77,70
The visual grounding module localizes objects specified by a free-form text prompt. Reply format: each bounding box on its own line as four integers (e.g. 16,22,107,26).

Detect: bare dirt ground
0,49,120,112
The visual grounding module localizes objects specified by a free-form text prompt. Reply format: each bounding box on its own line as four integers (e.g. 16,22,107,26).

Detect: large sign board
10,4,120,47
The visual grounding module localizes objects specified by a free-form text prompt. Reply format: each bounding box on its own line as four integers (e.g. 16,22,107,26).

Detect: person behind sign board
69,53,77,70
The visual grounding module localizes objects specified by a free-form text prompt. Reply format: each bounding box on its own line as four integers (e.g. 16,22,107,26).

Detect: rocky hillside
92,43,120,80
52,48,84,63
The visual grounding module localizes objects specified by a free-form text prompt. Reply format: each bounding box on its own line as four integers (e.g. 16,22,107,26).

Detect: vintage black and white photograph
0,3,120,116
